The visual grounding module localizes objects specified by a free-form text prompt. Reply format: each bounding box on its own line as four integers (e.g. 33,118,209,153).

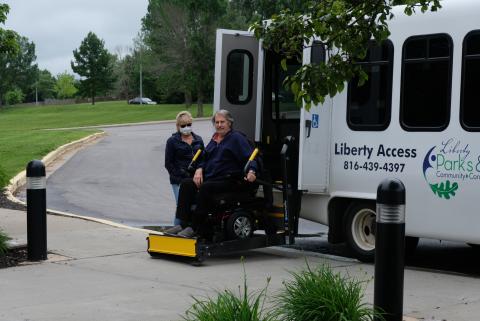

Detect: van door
298,43,331,193
214,29,262,141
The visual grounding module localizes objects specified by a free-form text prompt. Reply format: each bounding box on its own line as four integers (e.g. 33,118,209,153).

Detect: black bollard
374,178,405,321
26,160,47,261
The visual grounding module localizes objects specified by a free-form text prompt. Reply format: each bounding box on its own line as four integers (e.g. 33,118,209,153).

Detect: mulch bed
0,246,28,269
0,191,26,211
1,192,28,268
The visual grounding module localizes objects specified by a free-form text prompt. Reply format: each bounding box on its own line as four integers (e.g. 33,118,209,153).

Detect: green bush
182,270,275,321
5,88,25,105
273,264,384,321
0,164,8,188
0,229,10,256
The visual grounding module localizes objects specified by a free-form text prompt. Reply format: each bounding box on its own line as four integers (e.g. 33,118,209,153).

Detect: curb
42,117,212,131
4,131,106,206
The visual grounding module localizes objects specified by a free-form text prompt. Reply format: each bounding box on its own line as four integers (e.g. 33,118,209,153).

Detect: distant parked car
128,97,157,105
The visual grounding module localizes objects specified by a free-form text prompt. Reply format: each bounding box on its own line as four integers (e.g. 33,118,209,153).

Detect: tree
36,69,56,101
142,0,193,106
0,3,18,55
71,32,116,105
229,0,310,26
54,72,78,99
251,0,442,110
0,35,37,106
143,0,227,116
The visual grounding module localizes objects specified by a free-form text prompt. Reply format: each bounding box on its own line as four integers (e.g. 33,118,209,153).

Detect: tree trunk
92,89,95,105
185,91,192,109
196,90,204,117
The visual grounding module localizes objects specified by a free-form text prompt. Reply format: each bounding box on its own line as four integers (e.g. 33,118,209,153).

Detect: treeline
0,1,308,111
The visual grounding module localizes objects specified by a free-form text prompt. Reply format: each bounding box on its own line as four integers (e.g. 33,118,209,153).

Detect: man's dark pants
176,178,251,234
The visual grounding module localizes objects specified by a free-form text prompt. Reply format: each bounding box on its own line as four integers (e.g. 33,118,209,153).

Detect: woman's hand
245,170,256,183
193,168,203,187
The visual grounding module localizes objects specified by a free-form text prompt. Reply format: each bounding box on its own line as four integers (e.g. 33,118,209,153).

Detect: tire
405,236,419,257
344,202,420,262
344,202,376,262
226,211,254,240
467,243,480,249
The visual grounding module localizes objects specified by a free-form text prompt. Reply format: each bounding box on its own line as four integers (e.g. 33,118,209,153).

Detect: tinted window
311,41,325,64
226,50,253,105
461,31,480,130
401,34,452,131
271,58,301,120
347,40,393,130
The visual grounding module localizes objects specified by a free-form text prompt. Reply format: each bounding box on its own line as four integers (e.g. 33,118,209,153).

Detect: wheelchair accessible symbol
312,114,319,128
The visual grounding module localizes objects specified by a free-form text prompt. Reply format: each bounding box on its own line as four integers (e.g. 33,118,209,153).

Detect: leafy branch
251,0,441,110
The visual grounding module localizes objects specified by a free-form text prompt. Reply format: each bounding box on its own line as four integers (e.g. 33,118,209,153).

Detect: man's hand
245,170,256,183
193,168,203,187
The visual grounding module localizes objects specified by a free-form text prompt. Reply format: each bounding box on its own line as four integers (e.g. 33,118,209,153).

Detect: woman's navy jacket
165,132,204,184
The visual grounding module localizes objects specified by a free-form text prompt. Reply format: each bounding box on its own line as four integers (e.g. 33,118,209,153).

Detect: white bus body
214,0,480,261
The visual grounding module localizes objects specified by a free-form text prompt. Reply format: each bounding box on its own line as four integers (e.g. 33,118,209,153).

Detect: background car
128,97,157,105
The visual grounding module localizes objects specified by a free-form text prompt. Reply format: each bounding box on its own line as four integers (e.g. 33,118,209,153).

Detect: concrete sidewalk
1,208,479,321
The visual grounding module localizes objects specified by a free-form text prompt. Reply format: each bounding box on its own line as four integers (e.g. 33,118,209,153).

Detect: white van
213,0,480,261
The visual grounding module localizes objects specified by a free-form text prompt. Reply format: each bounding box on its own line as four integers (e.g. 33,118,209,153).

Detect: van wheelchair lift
146,136,301,263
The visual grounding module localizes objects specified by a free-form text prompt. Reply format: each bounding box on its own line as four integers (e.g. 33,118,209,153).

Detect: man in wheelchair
167,109,259,239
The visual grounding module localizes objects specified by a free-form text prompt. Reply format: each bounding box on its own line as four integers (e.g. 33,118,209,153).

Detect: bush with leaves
273,264,383,321
0,229,10,256
0,164,8,188
5,88,25,105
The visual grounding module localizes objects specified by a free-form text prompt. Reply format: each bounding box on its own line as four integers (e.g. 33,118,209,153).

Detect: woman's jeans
171,184,182,225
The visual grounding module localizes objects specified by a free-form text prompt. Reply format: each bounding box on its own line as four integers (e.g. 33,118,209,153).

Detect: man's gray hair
212,109,234,126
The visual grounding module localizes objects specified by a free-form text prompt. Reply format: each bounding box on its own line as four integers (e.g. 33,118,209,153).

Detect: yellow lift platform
147,137,300,263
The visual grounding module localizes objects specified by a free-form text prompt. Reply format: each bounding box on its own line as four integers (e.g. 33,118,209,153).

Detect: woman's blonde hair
176,111,193,130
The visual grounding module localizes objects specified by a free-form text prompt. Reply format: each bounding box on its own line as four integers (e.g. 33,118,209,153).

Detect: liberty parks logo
422,138,480,200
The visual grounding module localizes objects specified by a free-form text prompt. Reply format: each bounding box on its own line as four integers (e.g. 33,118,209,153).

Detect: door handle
305,119,312,138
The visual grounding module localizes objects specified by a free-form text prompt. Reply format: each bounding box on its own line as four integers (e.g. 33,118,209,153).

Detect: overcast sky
3,0,148,76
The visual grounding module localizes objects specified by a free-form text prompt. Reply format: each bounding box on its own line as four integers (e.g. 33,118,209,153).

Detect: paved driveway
46,120,214,227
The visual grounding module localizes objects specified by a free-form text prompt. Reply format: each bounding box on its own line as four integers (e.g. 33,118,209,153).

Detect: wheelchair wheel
226,211,254,240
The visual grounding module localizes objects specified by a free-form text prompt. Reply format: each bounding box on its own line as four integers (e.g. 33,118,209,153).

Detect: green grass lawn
0,101,212,187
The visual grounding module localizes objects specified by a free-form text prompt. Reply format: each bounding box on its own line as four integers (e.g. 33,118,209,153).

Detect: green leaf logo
429,180,459,200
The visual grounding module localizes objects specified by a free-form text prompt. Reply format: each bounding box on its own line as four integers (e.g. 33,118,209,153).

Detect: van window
461,31,480,130
347,40,393,131
311,41,325,64
400,34,452,131
226,50,253,105
271,58,301,120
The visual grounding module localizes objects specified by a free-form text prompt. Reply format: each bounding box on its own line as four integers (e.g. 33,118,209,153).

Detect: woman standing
165,111,204,226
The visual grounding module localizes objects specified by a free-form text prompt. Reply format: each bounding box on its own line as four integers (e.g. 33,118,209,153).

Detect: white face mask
179,126,192,135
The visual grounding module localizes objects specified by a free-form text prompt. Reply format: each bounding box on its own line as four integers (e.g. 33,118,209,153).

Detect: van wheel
226,211,253,240
405,236,419,257
345,202,376,262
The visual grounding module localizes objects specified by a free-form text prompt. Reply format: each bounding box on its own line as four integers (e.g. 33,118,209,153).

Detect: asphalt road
41,121,480,276
45,120,213,227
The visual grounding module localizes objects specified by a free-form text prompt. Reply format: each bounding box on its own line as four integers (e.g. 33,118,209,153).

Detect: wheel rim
351,208,376,251
233,216,252,238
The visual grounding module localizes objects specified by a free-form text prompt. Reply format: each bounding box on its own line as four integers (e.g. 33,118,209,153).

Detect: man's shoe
163,225,183,234
177,227,195,238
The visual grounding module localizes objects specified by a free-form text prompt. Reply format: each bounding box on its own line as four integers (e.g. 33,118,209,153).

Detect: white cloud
3,0,148,75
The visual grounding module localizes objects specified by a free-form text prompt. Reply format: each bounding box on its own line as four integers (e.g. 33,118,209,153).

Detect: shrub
182,268,275,321
0,229,10,256
5,88,25,105
0,164,8,189
273,264,384,321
